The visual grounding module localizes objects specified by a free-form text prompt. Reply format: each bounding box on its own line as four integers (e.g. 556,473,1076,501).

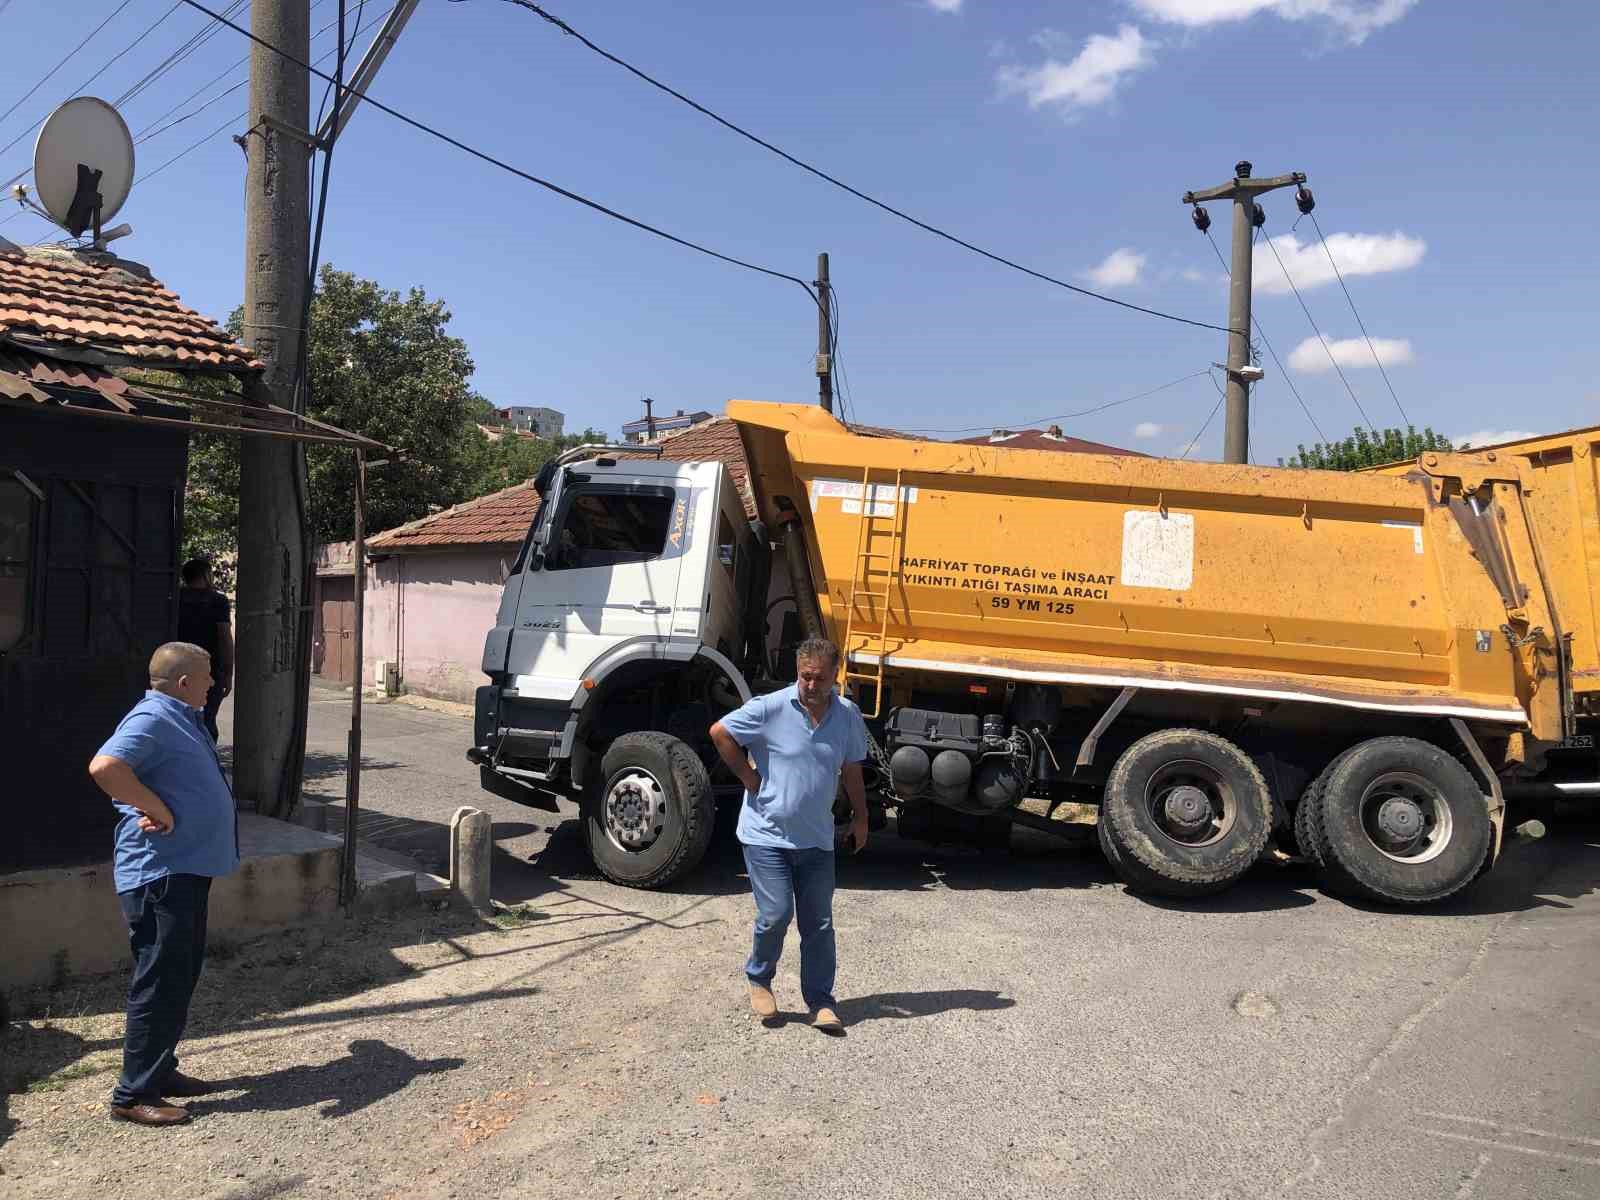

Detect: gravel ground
4,689,1598,1200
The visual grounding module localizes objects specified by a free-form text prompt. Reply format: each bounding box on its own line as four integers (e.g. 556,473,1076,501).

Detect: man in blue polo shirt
89,641,239,1127
710,637,869,1033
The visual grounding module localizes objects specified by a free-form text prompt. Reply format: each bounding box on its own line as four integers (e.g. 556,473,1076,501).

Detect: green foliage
177,265,596,562
466,426,610,496
1280,426,1456,472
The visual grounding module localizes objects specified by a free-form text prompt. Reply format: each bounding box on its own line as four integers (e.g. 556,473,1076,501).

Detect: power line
179,0,831,323
1180,370,1226,460
1261,231,1378,432
129,0,336,142
113,0,247,110
0,0,250,190
489,0,1239,338
0,0,140,130
902,369,1211,435
135,6,399,185
1307,209,1410,427
0,4,183,165
137,3,378,146
1202,230,1328,444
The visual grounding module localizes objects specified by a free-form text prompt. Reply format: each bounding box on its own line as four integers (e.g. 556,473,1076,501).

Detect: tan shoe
749,983,778,1019
811,1006,844,1034
110,1101,191,1127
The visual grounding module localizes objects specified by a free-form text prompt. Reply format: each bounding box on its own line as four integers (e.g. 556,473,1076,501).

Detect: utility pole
1182,161,1308,464
815,252,832,413
236,0,311,818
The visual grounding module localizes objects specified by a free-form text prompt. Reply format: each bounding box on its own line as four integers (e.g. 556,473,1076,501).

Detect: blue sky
3,0,1595,461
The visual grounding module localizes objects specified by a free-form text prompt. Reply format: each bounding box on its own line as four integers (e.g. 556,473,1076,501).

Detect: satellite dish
33,97,134,239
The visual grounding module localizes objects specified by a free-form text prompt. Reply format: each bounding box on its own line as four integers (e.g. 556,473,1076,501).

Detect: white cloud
1084,247,1147,288
1254,231,1424,295
1128,0,1417,44
997,25,1153,115
925,0,963,12
1133,421,1168,439
1287,334,1414,373
1456,429,1538,450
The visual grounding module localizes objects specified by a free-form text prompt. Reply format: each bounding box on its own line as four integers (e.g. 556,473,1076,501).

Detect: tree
181,265,580,563
1280,426,1456,472
467,426,610,496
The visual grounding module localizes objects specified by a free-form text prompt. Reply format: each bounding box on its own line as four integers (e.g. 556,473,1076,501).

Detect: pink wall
363,549,512,703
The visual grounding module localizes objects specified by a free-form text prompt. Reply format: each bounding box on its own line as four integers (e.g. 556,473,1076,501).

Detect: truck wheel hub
604,770,667,852
1374,796,1424,847
1163,785,1212,833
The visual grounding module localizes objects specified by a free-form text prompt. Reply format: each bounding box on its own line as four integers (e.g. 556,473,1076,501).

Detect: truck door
503,472,692,700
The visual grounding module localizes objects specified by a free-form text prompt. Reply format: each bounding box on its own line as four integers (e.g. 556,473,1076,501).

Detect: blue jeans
112,873,211,1107
742,844,836,1011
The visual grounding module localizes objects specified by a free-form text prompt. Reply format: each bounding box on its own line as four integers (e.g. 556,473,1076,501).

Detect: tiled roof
368,417,761,552
0,246,261,372
952,427,1144,457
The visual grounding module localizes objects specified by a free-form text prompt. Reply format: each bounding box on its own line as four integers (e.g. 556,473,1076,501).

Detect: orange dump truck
730,403,1592,903
474,404,1594,905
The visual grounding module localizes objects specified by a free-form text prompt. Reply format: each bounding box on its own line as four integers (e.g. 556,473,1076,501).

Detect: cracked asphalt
3,684,1596,1200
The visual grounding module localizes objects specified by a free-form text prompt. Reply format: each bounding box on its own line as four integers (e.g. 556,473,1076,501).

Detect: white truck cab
471,448,773,886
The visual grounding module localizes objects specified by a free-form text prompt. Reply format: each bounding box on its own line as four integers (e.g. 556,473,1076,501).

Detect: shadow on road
187,1038,464,1119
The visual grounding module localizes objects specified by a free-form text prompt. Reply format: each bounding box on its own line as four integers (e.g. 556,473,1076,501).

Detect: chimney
644,396,655,442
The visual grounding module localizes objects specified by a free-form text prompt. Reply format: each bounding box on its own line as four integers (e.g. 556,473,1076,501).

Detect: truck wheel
1314,737,1491,905
582,732,715,889
1099,729,1273,898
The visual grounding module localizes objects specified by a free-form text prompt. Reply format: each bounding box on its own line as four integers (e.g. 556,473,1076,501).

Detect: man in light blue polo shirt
710,637,869,1033
89,641,239,1127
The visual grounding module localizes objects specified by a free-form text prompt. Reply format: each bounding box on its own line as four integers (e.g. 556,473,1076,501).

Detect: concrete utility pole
815,252,832,414
1182,161,1306,464
236,0,311,818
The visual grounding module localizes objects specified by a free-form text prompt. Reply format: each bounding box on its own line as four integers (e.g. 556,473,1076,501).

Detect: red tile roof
368,417,760,552
0,246,261,372
952,426,1144,457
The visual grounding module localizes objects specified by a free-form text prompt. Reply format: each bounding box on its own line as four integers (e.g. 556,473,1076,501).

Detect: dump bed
1374,426,1600,720
731,401,1564,743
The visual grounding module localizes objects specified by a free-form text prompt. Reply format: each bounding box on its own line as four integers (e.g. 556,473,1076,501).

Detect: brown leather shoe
749,983,778,1019
110,1101,191,1127
811,1006,844,1034
160,1071,215,1098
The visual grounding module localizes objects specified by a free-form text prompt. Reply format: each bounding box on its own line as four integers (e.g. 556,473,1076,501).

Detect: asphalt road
212,685,1600,1200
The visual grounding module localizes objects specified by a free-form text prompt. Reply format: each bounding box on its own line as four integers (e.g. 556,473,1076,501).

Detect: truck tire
1314,736,1491,905
1099,728,1273,898
1291,747,1357,867
582,732,715,889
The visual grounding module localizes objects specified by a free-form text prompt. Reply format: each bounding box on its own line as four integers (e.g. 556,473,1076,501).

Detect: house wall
364,549,511,704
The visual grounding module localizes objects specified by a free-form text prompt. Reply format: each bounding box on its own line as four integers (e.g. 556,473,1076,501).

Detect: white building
498,406,564,437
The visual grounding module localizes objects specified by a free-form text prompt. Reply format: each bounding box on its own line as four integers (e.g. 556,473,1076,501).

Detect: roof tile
0,246,260,372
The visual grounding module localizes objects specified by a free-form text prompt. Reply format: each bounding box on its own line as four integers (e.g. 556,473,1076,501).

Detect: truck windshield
547,489,675,570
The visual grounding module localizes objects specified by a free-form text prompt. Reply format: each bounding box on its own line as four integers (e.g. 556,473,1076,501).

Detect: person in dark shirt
177,559,233,742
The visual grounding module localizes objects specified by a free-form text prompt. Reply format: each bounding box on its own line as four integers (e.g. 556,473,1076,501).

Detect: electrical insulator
1191,205,1211,233
1296,185,1316,214
1252,202,1266,228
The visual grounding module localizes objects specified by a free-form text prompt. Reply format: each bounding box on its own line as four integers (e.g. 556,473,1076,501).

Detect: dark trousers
113,873,212,1107
202,683,224,742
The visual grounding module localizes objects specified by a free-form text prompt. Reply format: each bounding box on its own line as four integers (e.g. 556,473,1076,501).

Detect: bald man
89,642,239,1127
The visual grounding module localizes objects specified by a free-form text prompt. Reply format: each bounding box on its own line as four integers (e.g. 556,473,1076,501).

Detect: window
716,509,738,576
548,489,674,570
0,474,36,652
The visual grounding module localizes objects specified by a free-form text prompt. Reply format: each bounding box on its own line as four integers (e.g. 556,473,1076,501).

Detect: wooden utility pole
1182,161,1306,464
236,0,311,818
815,252,832,413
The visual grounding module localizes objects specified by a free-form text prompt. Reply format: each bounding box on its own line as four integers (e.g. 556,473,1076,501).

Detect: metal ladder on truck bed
840,465,906,719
